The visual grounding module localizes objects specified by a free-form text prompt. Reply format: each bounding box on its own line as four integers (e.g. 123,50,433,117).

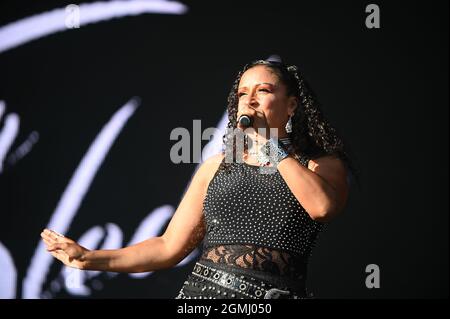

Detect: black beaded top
202,156,323,260
177,151,326,299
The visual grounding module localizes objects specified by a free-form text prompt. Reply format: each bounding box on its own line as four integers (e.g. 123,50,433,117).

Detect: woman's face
237,65,297,137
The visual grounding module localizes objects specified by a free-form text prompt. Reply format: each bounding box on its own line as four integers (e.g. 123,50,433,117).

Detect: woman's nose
247,93,258,107
248,98,258,107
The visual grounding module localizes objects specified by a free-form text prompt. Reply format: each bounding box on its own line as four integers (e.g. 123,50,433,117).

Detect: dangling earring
285,115,293,133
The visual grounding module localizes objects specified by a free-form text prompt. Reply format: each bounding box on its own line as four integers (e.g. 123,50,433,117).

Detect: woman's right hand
40,229,89,270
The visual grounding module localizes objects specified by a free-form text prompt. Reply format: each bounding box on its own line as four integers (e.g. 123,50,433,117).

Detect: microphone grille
239,115,252,127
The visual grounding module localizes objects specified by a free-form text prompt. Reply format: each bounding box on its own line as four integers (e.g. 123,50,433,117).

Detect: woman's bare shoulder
203,153,225,165
197,153,225,184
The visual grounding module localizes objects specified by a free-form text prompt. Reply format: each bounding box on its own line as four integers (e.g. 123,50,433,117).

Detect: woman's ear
287,96,298,115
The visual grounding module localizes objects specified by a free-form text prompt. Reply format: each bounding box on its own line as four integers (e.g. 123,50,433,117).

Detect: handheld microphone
238,115,253,128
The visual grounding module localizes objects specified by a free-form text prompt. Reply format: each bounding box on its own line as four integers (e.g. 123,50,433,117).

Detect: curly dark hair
219,59,357,181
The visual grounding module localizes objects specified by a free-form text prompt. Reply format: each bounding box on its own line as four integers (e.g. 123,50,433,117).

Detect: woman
41,59,352,299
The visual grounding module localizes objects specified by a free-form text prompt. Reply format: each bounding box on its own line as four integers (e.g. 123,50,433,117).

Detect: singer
41,58,355,299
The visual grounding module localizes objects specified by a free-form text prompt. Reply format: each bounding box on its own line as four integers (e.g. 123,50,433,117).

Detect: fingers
42,229,65,240
51,230,65,238
41,229,56,241
47,242,68,252
41,230,56,248
41,229,71,252
41,229,69,244
41,230,52,241
42,237,52,246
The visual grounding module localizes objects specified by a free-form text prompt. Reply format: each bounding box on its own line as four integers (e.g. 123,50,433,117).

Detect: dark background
0,0,448,298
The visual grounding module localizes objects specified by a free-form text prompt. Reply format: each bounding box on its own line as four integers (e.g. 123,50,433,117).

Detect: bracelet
257,138,289,166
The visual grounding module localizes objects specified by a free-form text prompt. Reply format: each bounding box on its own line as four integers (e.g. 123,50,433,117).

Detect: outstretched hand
40,229,89,269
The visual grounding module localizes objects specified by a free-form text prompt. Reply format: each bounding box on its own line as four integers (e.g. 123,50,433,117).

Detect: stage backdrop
0,0,448,298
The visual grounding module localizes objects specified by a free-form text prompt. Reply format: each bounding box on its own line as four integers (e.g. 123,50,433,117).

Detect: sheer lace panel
201,244,307,279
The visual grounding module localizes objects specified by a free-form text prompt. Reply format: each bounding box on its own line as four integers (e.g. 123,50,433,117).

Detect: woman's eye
258,88,270,93
237,92,247,98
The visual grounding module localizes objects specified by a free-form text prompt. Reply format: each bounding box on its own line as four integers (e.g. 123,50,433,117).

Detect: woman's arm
41,153,224,272
277,155,349,222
